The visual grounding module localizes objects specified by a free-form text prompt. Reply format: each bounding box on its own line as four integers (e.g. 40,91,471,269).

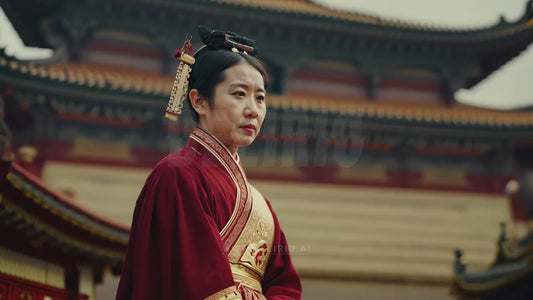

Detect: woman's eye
233,91,245,97
257,95,265,102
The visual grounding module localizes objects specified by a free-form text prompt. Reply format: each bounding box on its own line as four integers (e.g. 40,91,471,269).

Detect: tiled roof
2,56,532,128
0,161,128,264
0,57,172,96
211,0,379,25
8,163,130,241
268,95,533,127
211,0,533,33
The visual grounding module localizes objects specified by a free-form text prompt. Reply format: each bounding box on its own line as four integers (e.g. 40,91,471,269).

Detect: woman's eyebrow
229,83,248,89
229,83,265,93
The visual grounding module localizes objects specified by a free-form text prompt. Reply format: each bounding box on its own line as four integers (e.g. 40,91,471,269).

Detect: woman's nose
245,98,259,118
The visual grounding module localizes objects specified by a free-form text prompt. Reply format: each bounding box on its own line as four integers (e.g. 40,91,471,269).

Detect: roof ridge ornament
524,0,533,20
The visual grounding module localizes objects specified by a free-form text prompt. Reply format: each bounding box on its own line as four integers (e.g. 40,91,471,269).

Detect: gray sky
1,0,532,110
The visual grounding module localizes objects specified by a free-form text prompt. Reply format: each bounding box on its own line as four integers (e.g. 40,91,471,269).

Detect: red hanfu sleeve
261,201,302,300
116,157,238,300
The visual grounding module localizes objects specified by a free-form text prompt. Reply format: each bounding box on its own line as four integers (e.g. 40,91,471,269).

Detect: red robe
116,128,301,299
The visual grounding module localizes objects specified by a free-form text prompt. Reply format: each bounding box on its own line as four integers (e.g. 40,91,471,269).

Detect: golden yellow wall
42,162,150,225
0,246,64,288
79,264,95,300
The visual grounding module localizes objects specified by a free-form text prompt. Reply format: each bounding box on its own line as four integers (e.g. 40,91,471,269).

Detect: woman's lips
241,124,256,134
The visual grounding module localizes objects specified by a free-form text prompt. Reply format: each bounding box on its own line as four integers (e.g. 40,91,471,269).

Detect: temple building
1,0,532,298
0,159,128,299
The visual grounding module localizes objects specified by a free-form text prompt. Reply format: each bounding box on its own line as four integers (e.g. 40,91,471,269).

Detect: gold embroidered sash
227,185,275,292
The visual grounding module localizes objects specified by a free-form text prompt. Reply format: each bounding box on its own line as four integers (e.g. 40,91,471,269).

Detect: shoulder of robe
147,148,211,195
148,147,203,177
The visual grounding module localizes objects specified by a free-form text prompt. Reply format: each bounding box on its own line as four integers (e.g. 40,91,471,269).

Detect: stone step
287,238,494,267
271,196,507,223
286,230,496,257
294,255,457,283
277,213,501,240
252,181,509,282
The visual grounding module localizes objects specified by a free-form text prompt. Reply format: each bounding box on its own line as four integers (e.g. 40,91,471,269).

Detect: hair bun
198,26,259,56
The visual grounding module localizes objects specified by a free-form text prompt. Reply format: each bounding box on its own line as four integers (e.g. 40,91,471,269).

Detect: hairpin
225,34,254,55
199,26,258,56
165,34,195,121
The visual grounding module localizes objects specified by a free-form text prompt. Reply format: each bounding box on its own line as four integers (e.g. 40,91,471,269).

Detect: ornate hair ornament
165,34,195,121
165,27,258,121
198,26,258,56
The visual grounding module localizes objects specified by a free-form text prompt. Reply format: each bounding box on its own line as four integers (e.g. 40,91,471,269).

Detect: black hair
187,49,269,122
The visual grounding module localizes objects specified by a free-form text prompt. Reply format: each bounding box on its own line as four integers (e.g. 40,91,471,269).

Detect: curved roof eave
205,0,533,40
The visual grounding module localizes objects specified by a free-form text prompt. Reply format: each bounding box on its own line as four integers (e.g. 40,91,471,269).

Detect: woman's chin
237,136,256,147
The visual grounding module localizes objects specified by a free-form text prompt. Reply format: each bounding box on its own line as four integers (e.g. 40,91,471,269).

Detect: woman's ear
189,89,208,116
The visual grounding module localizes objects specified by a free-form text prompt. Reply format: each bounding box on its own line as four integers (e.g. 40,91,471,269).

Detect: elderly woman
116,27,302,300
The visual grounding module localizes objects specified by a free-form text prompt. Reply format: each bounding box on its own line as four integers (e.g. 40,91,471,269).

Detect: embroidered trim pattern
204,286,242,300
190,128,253,253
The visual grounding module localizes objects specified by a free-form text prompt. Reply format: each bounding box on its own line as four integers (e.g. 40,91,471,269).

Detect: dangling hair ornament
165,34,195,121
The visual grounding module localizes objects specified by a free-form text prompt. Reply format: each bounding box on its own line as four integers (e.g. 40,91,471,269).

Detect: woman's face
197,60,266,155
